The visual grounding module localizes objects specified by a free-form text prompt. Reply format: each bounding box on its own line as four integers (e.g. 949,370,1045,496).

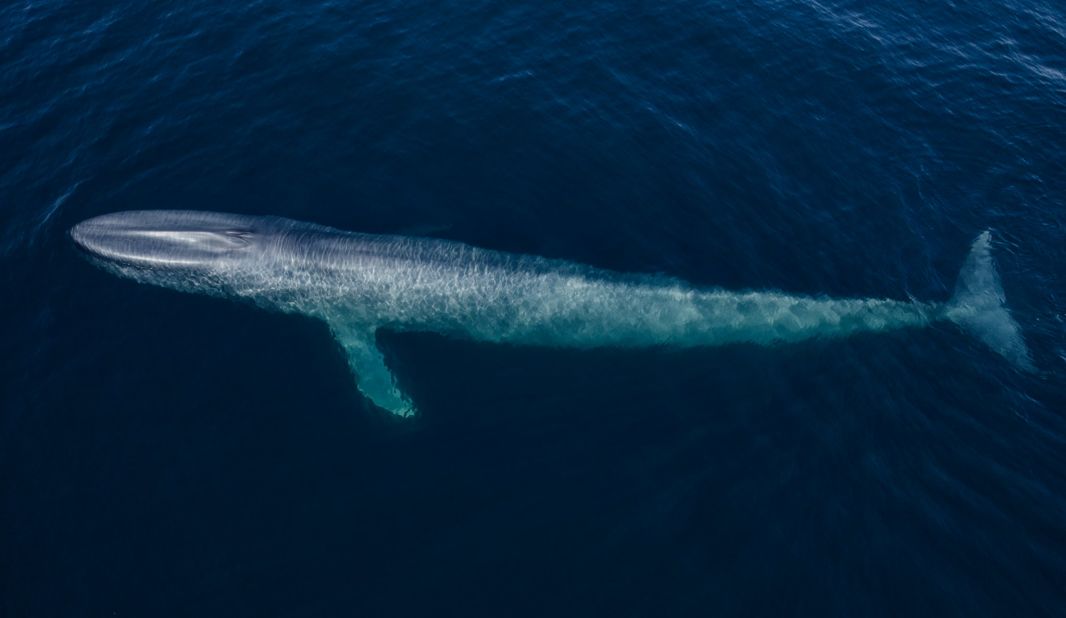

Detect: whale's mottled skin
71,210,1031,416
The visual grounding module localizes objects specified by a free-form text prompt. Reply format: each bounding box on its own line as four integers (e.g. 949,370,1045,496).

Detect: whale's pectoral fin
332,327,415,418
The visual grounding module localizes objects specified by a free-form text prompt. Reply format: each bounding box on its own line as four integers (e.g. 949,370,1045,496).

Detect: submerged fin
944,231,1034,371
332,326,416,417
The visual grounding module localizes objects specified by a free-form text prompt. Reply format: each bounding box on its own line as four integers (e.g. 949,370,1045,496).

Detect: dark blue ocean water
3,1,1066,615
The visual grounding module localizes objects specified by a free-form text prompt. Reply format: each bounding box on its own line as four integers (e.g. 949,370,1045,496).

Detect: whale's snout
71,210,259,267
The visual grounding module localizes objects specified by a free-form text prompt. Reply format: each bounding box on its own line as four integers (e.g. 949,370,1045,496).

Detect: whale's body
71,211,1031,416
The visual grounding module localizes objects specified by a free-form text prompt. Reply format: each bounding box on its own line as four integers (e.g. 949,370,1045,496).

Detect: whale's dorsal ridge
330,324,415,418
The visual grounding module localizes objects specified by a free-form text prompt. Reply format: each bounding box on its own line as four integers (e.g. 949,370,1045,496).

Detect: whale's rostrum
71,211,1032,417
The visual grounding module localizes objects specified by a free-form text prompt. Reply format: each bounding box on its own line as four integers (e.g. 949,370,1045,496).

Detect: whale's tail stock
943,231,1034,371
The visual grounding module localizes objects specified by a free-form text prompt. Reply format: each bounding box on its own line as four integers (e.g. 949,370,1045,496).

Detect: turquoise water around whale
3,1,1066,616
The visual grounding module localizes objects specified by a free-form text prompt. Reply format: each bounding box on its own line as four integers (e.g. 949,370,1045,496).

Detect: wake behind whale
70,211,1032,416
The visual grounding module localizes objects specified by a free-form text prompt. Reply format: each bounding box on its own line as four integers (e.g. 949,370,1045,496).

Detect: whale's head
71,210,278,297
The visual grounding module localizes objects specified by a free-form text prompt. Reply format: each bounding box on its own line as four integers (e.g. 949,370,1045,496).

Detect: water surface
2,1,1066,616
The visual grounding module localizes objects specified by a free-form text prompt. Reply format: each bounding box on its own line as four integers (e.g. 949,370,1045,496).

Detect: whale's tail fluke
944,231,1033,371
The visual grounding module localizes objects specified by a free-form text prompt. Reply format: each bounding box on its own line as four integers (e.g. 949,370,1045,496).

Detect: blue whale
71,211,1031,416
